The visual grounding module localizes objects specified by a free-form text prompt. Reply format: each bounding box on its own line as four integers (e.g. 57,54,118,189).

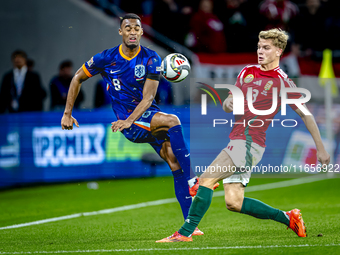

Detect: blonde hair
259,28,289,54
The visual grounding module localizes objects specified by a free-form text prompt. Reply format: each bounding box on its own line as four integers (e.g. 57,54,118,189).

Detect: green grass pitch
0,175,339,255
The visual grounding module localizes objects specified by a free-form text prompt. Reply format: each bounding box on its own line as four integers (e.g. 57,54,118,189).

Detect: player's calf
224,183,245,212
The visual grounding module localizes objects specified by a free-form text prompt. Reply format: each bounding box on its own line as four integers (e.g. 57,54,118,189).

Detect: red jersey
229,65,301,147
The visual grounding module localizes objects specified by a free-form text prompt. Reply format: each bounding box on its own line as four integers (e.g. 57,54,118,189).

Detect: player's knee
225,199,242,212
167,114,181,128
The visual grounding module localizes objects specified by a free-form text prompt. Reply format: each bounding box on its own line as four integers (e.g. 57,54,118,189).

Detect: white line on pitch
0,244,339,254
213,174,329,196
0,174,329,230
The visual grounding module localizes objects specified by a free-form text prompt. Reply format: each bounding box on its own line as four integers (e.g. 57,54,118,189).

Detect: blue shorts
121,110,169,154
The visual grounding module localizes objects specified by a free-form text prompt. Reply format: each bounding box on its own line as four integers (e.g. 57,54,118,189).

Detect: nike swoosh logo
110,70,120,74
185,196,192,199
185,154,190,157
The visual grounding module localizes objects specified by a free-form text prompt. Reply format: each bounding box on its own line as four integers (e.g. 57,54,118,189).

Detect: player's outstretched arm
61,67,89,130
223,94,233,113
295,105,330,166
111,79,158,132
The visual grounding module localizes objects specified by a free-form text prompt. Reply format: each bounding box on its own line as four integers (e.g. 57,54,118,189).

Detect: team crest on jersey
244,74,254,83
264,80,273,91
135,65,145,79
87,57,94,67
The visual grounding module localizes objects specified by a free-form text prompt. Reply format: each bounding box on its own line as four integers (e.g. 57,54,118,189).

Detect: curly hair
259,28,289,54
120,13,141,27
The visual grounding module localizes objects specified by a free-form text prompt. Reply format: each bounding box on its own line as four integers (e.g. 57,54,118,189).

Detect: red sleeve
229,66,248,94
282,78,303,111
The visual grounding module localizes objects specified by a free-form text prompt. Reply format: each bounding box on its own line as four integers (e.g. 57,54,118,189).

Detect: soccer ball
161,53,190,83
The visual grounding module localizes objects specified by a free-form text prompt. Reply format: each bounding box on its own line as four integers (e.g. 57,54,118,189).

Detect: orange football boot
156,231,193,243
286,209,307,237
192,227,204,236
189,178,220,197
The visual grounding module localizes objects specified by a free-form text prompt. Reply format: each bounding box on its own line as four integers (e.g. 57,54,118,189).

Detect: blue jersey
83,44,162,120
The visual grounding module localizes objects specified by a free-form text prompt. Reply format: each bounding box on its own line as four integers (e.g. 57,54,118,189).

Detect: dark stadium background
0,0,339,188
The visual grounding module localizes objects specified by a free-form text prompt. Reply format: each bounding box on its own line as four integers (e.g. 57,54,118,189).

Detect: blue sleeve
146,53,162,81
82,51,107,77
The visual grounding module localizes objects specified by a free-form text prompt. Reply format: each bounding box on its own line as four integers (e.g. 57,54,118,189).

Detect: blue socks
169,125,196,219
172,169,192,219
168,125,196,182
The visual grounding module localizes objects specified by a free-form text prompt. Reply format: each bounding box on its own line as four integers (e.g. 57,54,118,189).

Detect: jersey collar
119,44,141,61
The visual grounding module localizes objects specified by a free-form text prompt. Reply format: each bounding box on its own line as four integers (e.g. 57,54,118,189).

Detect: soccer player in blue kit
61,13,217,235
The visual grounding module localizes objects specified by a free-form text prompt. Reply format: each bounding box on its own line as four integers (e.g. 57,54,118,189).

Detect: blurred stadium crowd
86,0,340,57
0,50,108,113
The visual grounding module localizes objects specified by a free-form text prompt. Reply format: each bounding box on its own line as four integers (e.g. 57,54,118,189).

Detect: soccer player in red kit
157,28,330,242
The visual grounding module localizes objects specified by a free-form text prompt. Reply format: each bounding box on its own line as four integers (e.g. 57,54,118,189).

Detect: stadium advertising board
32,125,106,167
0,109,174,188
